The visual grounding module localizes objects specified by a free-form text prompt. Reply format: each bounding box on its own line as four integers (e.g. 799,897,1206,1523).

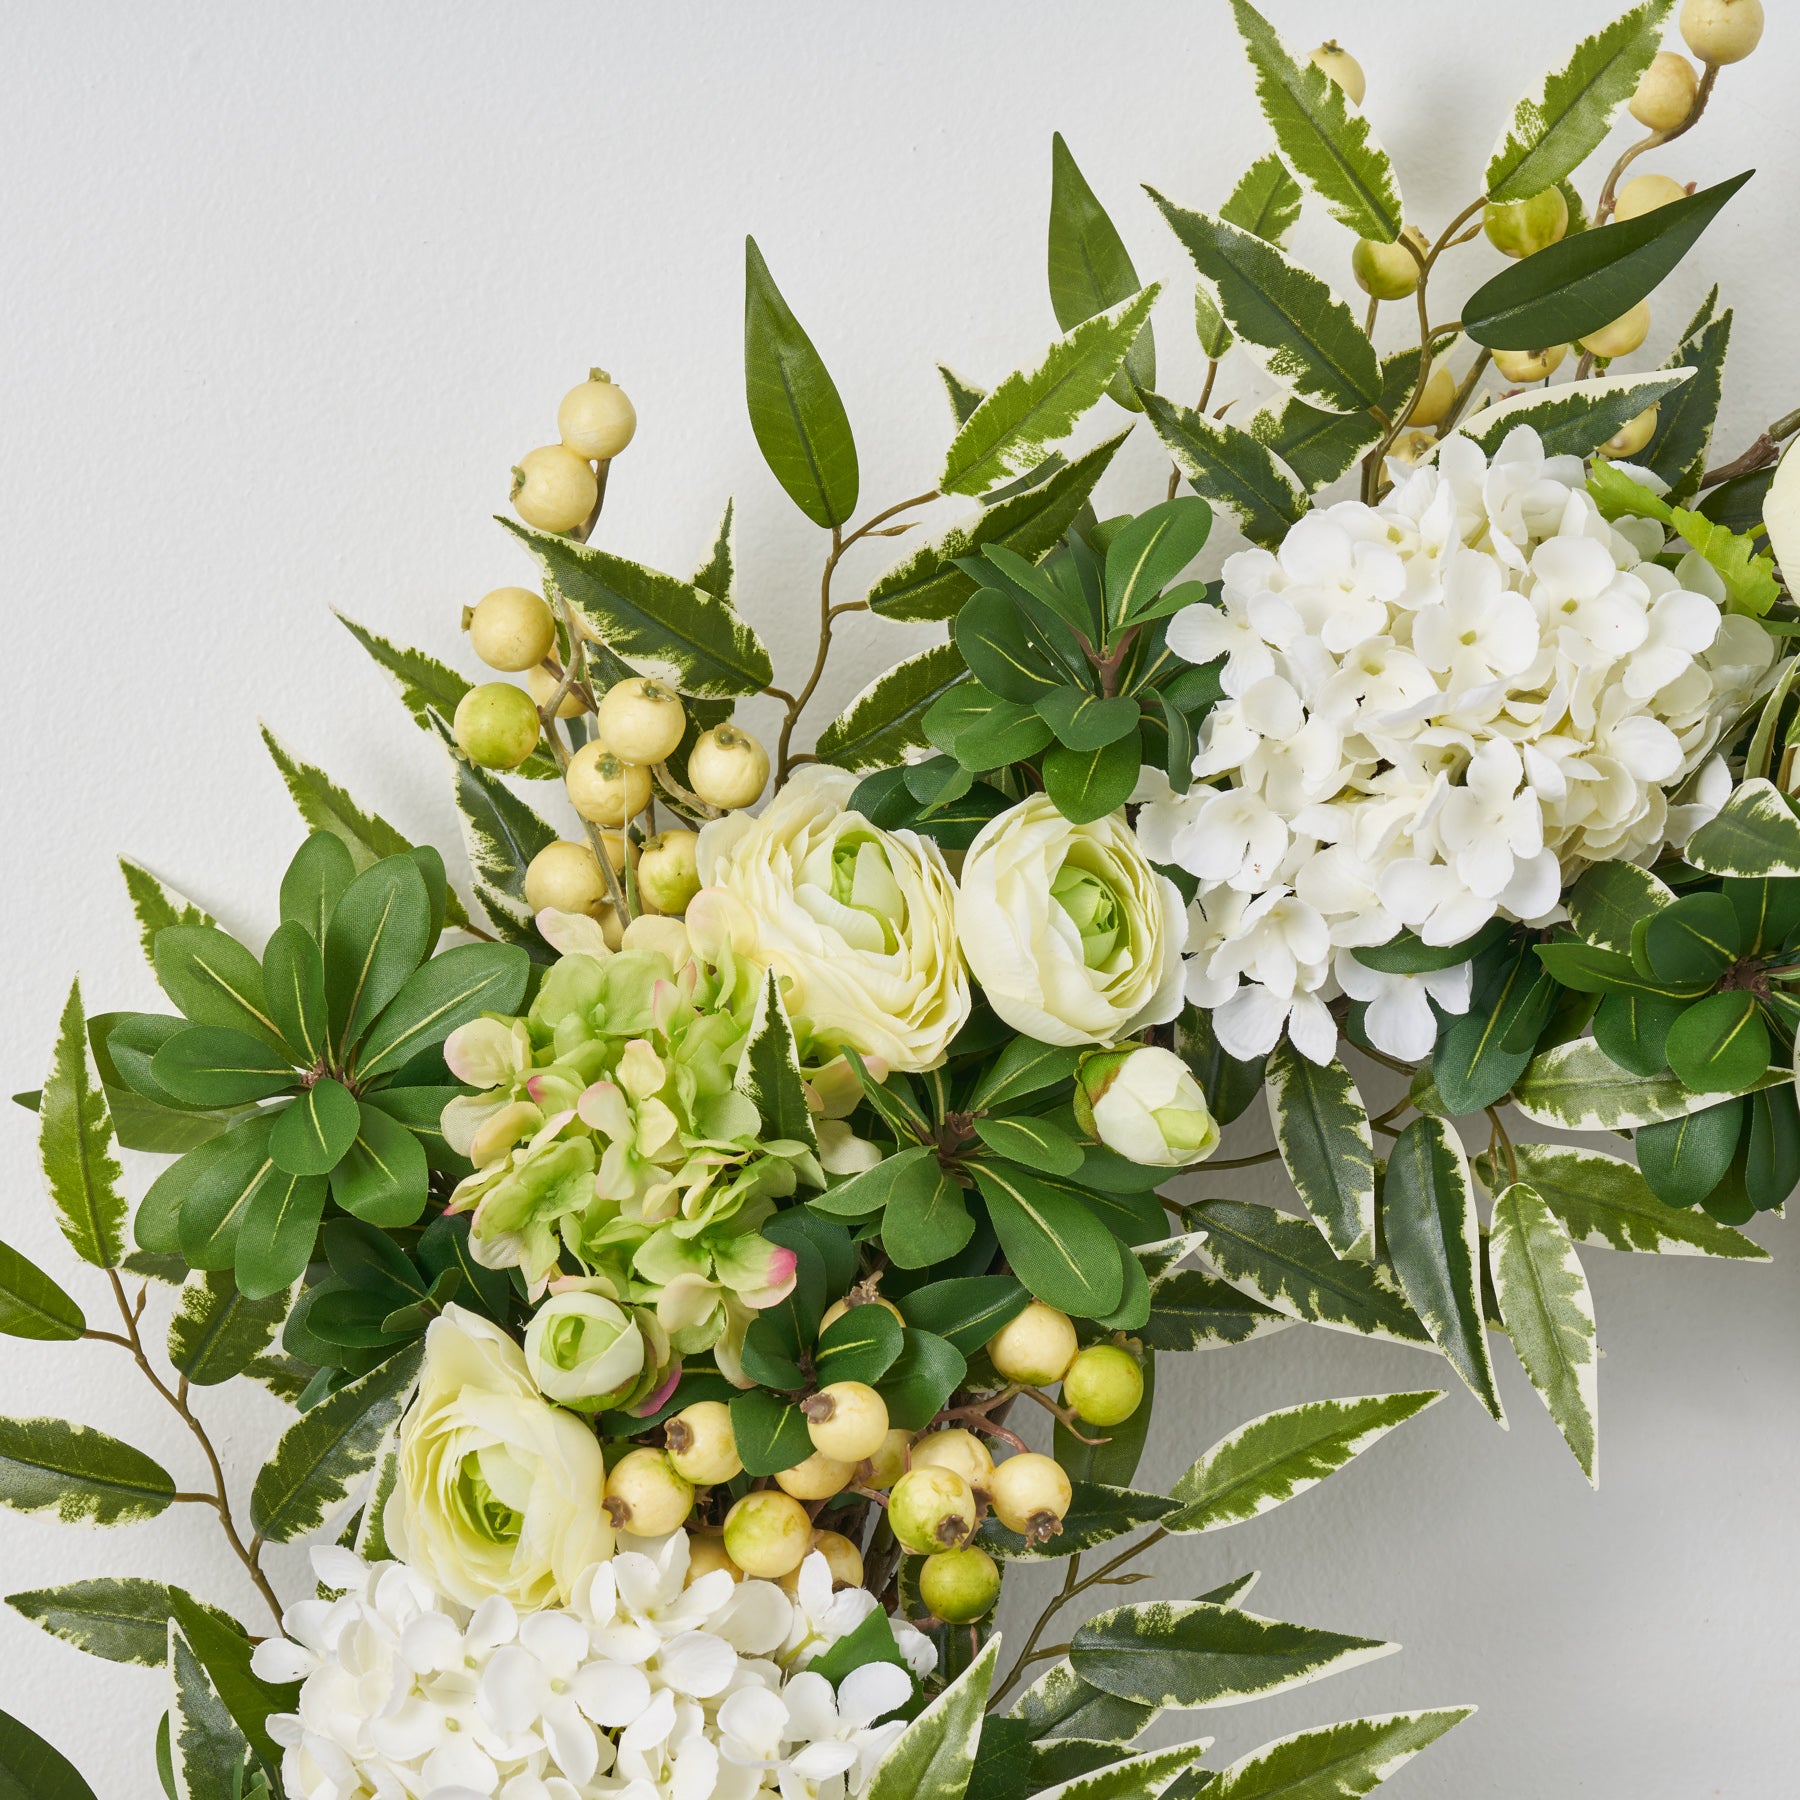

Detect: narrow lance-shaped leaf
736,968,818,1149
1513,1038,1791,1130
0,1239,84,1342
942,286,1159,497
0,1417,176,1526
1141,390,1306,549
428,714,559,927
0,1709,99,1800
744,236,859,529
38,980,127,1269
119,859,214,969
1486,0,1674,200
1266,1047,1375,1262
1164,1390,1444,1533
1453,369,1695,461
866,1637,996,1800
1048,133,1154,408
168,1620,253,1800
1646,300,1731,501
1383,1118,1505,1422
167,1270,292,1387
1206,1708,1474,1800
1489,1182,1599,1484
4,1578,237,1669
1226,0,1403,241
816,640,968,771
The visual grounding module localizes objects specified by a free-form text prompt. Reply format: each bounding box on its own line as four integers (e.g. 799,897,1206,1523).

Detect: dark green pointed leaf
876,1328,969,1430
1566,860,1674,951
744,236,859,527
1647,301,1731,500
154,1115,278,1268
1249,393,1380,492
1220,151,1303,246
1265,1046,1374,1262
970,1037,1085,1114
166,1590,298,1768
973,1164,1124,1317
151,926,287,1059
813,1302,905,1385
1506,1146,1759,1258
974,1113,1084,1177
866,1639,996,1800
1636,1097,1743,1207
1592,991,1683,1078
0,1417,174,1525
881,1164,975,1270
323,856,431,1059
1464,170,1751,350
979,1481,1176,1561
1035,688,1142,753
1010,1663,1157,1744
1049,133,1154,408
810,1145,940,1220
1746,1083,1800,1212
1513,1038,1790,1129
1140,390,1306,547
1644,891,1741,983
353,942,530,1084
0,1241,83,1342
261,920,329,1069
1176,1004,1266,1126
149,1027,294,1107
728,1389,812,1476
927,684,1056,770
330,1101,431,1228
1140,1268,1291,1352
894,1276,1029,1356
167,1269,291,1385
1432,939,1545,1115
0,1708,98,1800
168,1619,254,1800
816,640,968,771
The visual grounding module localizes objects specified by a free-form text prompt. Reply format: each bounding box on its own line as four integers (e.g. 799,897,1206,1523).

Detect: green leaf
1030,1742,1205,1800
1010,1661,1159,1744
1566,861,1674,951
817,640,968,771
1665,990,1771,1095
250,1344,422,1541
1035,688,1143,753
1205,1708,1473,1799
499,518,773,697
1165,1391,1444,1534
38,981,127,1269
168,1269,291,1386
1643,890,1741,984
1454,369,1696,459
810,1144,941,1219
1687,778,1800,877
1647,302,1731,500
355,942,528,1085
1464,170,1751,350
1265,1047,1374,1263
153,926,287,1057
881,1164,975,1270
1194,288,1233,359
0,1709,98,1800
236,1167,328,1300
807,1605,911,1687
1249,395,1380,493
118,859,214,969
867,435,1125,623
1103,497,1213,633
876,1328,969,1430
1140,391,1306,548
330,1101,432,1227
1489,1182,1598,1484
1147,193,1380,412
1043,735,1142,826
166,1591,297,1769
1225,0,1402,241
149,1115,272,1268
1669,503,1781,616
973,1164,1125,1317
4,1578,233,1669
942,287,1159,497
1140,1267,1292,1352
894,1275,1029,1356
975,1482,1175,1564
168,1619,254,1800
728,1389,812,1476
734,968,817,1150
1513,1037,1791,1129
1493,1141,1769,1258
743,235,859,528
151,1027,295,1107
1485,0,1673,200
940,366,988,426
0,1240,83,1341
322,855,432,1059
261,921,328,1069
1177,1004,1267,1126
279,830,358,944
425,721,558,936
1072,1599,1394,1709
926,684,1054,769
974,1114,1084,1177
0,1416,175,1525
1221,152,1303,247
1383,1119,1504,1420
867,1638,996,1800
1049,133,1154,408
954,586,1071,703
970,1037,1085,1114
1191,1199,1432,1345
813,1303,905,1386
1432,938,1546,1116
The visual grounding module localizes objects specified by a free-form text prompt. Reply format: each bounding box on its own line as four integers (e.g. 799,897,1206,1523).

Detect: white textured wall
3,3,1798,1795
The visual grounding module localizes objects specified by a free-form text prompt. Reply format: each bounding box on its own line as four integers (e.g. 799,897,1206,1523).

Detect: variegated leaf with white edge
1206,1706,1474,1799
1220,152,1303,248
866,1636,995,1800
1010,1659,1162,1744
735,968,818,1151
815,639,968,771
1071,1598,1396,1709
38,980,127,1270
1266,1046,1375,1263
1489,1181,1599,1485
4,1577,237,1669
1164,1390,1445,1533
1033,1741,1210,1800
353,1422,402,1562
1513,1039,1793,1131
428,715,558,927
1140,391,1307,549
118,859,213,970
167,1618,252,1800
1685,777,1800,878
693,499,737,604
1493,1141,1768,1259
1449,370,1695,462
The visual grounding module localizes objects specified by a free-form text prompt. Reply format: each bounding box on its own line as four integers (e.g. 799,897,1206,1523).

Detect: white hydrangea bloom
1146,426,1776,1065
256,1539,912,1800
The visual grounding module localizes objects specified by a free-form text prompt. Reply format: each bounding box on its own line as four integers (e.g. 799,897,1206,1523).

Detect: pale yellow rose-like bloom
693,764,970,1071
385,1306,612,1611
956,794,1185,1047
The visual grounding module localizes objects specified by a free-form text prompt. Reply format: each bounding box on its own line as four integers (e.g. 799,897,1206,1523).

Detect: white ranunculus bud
955,795,1185,1048
523,1288,648,1412
693,765,969,1071
1075,1044,1219,1167
387,1306,612,1610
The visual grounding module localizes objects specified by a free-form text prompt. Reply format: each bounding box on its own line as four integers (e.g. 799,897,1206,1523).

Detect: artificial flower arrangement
4,0,1798,1795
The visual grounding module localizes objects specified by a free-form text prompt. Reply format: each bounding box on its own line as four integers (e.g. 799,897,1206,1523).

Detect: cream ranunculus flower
956,795,1185,1047
692,764,969,1071
386,1306,613,1610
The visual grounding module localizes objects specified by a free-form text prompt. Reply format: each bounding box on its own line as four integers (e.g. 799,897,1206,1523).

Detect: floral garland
3,3,1797,1799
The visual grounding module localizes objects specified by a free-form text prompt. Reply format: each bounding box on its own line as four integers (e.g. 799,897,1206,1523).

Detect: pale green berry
595,676,687,766
908,1428,995,1494
1483,188,1569,258
888,1465,977,1554
468,586,556,672
566,743,652,825
781,1529,864,1594
511,444,598,534
774,1449,856,1500
862,1427,913,1489
685,1531,742,1585
1679,0,1763,63
1308,40,1365,104
1601,405,1660,459
1630,52,1699,129
1492,344,1568,383
723,1490,812,1578
454,682,541,770
1578,300,1651,359
802,1382,891,1464
1614,174,1688,221
1351,227,1426,300
686,724,769,810
603,1447,694,1537
987,1301,1078,1386
920,1547,1001,1624
639,830,701,916
558,371,638,461
987,1452,1072,1544
664,1400,742,1485
1062,1344,1145,1428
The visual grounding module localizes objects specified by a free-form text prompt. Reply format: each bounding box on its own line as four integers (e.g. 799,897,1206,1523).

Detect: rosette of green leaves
111,832,529,1302
862,503,1222,835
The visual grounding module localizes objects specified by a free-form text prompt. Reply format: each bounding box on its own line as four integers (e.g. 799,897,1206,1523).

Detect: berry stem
1594,61,1720,225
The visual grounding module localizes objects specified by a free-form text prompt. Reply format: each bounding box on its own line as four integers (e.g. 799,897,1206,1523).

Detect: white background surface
3,3,1798,1794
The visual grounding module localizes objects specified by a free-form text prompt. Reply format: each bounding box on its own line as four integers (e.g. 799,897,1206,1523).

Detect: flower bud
987,1452,1072,1545
802,1381,891,1463
723,1490,812,1578
469,586,556,673
888,1465,977,1553
1350,227,1426,300
595,676,687,766
775,1448,857,1500
523,1290,647,1412
558,371,638,462
1062,1344,1146,1428
566,743,653,825
687,724,770,810
603,1447,694,1537
920,1547,1001,1623
1492,344,1568,383
639,830,702,916
664,1399,743,1485
1679,0,1762,64
1483,188,1569,258
511,444,598,535
987,1301,1078,1386
1073,1044,1219,1169
909,1428,995,1495
1307,40,1365,105
1614,174,1688,221
1577,299,1651,360
1601,405,1660,459
1630,51,1700,129
454,682,542,770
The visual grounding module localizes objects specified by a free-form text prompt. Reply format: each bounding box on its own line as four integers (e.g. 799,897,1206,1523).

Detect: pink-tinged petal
630,1360,684,1417
736,1248,798,1310
579,1080,633,1137
652,979,681,1034
536,907,615,959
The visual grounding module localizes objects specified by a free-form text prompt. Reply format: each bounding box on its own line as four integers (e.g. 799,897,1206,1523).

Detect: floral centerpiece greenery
5,0,1798,1795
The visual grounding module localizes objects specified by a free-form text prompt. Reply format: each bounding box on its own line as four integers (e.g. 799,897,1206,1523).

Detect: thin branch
1594,61,1720,224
